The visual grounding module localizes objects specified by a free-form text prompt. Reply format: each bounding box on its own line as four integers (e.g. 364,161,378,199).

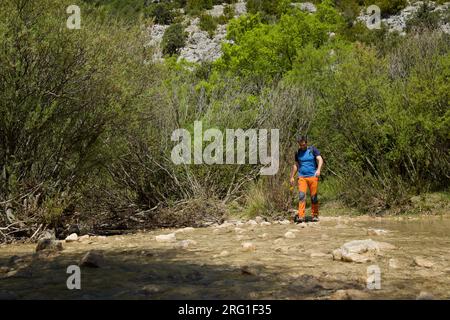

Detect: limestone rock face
357,1,450,35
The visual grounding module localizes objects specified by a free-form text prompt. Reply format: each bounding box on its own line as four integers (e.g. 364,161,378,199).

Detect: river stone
36,239,63,252
175,227,195,234
155,233,176,242
174,239,197,249
260,221,271,226
246,220,258,226
213,250,229,258
80,251,104,268
217,221,234,228
279,220,291,225
240,265,258,276
284,231,296,239
367,228,389,236
241,242,256,252
140,284,162,295
333,239,395,263
254,216,264,223
414,256,434,268
310,252,329,258
416,291,434,300
274,238,284,245
330,289,369,300
78,235,90,242
234,227,246,234
389,258,401,269
65,233,78,242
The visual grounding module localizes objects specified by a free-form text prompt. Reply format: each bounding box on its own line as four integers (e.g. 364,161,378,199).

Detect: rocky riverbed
1,215,449,300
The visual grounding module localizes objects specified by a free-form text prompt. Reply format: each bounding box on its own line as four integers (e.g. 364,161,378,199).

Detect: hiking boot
294,215,304,224
312,216,319,222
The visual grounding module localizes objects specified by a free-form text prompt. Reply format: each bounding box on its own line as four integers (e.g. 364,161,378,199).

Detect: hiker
289,135,323,223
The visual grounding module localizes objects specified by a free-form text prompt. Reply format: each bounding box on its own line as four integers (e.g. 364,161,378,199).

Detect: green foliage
217,2,342,81
199,13,218,37
162,23,187,56
367,0,407,16
146,2,175,24
406,2,444,32
186,0,213,15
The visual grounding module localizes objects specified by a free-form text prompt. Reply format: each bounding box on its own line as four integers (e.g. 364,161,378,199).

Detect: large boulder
80,251,104,268
35,239,63,252
332,239,395,263
65,233,78,242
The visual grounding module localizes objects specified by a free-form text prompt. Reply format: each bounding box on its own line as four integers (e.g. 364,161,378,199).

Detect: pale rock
414,256,434,268
241,242,256,252
78,235,90,242
330,289,369,300
65,233,78,242
254,216,264,223
155,233,176,242
367,228,389,236
234,227,246,234
416,291,434,300
175,227,195,234
284,231,296,239
174,239,197,249
235,0,247,17
389,258,401,269
333,239,395,263
206,5,224,17
291,2,317,13
274,238,284,245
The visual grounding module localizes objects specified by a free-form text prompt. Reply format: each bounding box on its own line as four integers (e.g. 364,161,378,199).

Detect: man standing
289,135,323,223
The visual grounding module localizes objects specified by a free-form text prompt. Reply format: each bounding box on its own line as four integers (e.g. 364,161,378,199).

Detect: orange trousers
298,176,319,218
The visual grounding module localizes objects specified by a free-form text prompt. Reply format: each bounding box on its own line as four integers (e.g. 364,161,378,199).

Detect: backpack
294,146,321,169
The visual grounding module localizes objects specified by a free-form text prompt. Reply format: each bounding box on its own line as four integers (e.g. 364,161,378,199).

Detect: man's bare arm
315,156,323,176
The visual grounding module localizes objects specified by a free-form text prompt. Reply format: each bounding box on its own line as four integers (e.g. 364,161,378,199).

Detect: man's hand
314,170,321,177
290,177,295,186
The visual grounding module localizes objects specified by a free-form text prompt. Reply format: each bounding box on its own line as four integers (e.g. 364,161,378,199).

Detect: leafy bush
199,13,218,37
406,2,443,32
146,2,175,25
186,0,213,15
162,23,187,56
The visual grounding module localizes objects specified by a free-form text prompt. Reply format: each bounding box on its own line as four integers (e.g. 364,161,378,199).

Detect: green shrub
162,23,187,56
199,13,218,37
406,2,443,32
186,0,213,15
366,0,407,16
146,2,175,25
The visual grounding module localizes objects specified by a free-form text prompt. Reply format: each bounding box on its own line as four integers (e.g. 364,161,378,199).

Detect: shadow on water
0,247,363,300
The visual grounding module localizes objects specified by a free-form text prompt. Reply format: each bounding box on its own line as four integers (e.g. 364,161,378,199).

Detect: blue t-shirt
295,146,320,177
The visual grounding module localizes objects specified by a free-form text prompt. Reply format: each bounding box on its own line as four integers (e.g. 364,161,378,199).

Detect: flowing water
1,215,449,299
